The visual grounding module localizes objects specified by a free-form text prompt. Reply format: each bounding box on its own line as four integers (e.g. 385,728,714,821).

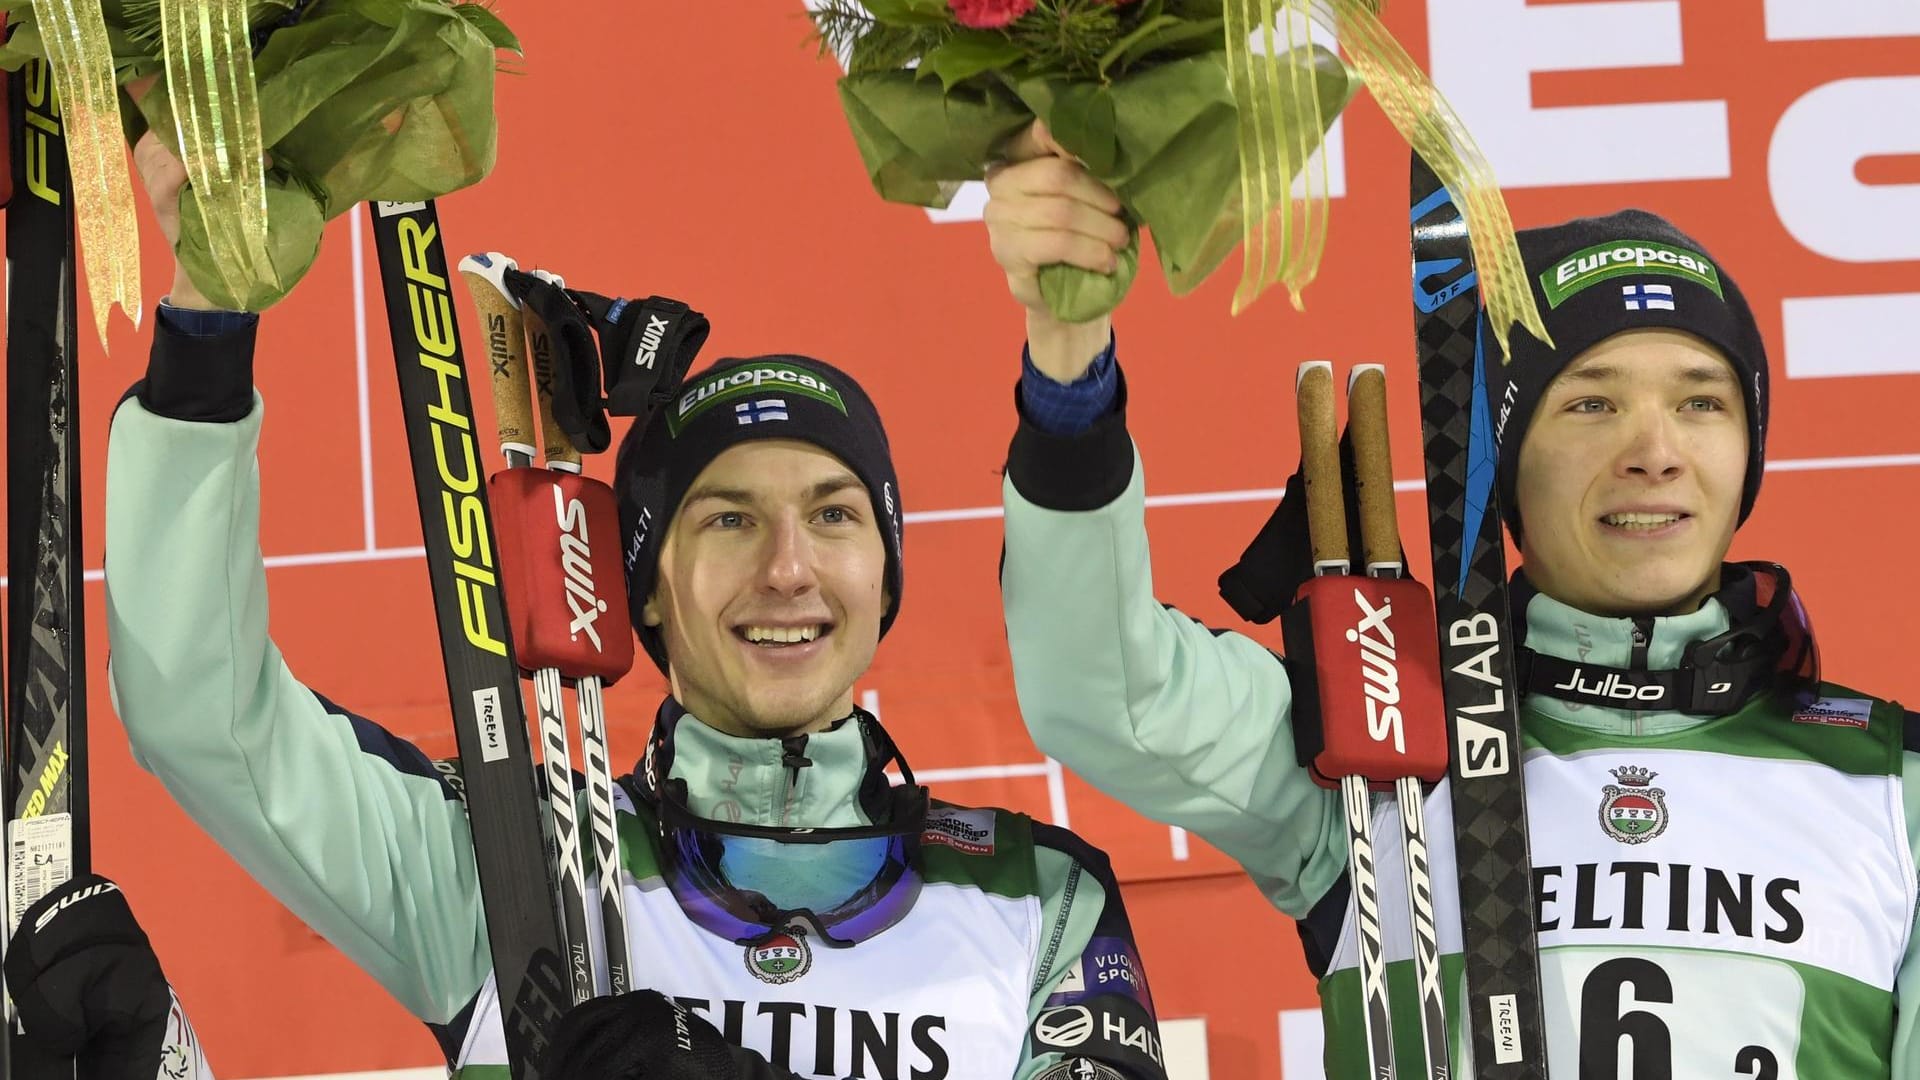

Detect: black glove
4,874,176,1080
1218,428,1381,624
502,269,708,454
543,990,793,1080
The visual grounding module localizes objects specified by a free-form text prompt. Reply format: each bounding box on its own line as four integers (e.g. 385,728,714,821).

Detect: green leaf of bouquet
452,2,521,54
1036,232,1139,323
1096,14,1183,76
1113,16,1221,70
859,0,953,26
917,31,1023,91
0,23,44,70
1044,81,1118,175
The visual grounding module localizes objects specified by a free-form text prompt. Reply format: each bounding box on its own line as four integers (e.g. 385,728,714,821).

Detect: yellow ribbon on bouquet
155,0,277,313
25,0,274,345
1225,0,1553,357
28,0,141,343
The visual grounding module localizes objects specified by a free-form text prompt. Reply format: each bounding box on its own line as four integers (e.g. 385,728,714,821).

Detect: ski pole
1295,361,1397,1079
458,254,596,1006
461,257,636,1001
1350,364,1450,1079
518,275,633,997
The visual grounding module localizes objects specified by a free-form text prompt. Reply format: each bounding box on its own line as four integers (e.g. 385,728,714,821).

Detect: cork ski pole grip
457,253,536,468
522,270,585,471
1295,361,1350,575
1346,364,1404,576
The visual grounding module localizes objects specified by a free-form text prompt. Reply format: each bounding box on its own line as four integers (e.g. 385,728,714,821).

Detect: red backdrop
3,1,1916,1076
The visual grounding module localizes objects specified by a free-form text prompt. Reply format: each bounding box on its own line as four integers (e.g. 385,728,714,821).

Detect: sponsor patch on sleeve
1030,996,1164,1077
1791,696,1873,730
1047,937,1151,1009
922,805,997,855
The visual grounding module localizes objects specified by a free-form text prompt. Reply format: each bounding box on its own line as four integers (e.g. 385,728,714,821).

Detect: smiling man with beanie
983,121,1920,1076
102,137,1168,1080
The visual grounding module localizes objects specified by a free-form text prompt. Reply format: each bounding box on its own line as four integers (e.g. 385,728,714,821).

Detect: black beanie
615,355,905,673
1496,209,1769,540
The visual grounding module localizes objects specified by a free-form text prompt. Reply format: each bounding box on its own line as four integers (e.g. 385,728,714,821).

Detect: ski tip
1347,363,1386,392
1296,360,1333,391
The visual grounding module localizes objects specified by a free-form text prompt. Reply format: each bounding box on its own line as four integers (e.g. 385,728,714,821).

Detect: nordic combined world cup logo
1599,765,1669,844
745,930,813,985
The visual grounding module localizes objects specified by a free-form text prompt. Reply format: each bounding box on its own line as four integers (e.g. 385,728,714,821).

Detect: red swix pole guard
490,468,636,683
1281,574,1449,790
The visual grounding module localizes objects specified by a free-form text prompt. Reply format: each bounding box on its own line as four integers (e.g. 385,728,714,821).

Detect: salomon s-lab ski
366,200,566,1080
1409,152,1548,1077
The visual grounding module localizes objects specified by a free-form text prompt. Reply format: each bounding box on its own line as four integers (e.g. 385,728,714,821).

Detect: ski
4,58,89,1080
366,201,567,1080
1409,152,1548,1075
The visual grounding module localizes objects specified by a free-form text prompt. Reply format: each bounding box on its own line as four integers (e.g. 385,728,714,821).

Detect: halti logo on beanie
1542,240,1723,308
668,363,847,436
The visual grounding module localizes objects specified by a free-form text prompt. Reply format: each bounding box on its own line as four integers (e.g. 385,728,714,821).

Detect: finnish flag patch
734,398,789,425
1622,282,1676,311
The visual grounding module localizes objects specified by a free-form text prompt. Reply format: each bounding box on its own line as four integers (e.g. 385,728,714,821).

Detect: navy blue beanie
1495,210,1770,539
614,355,904,674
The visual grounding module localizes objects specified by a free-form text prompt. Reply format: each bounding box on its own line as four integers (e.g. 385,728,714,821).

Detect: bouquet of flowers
0,0,519,329
810,0,1547,351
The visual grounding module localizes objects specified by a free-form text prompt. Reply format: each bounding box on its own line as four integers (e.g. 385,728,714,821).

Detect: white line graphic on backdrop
15,451,1919,589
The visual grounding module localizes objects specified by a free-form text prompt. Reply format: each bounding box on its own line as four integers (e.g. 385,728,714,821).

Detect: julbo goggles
640,705,928,947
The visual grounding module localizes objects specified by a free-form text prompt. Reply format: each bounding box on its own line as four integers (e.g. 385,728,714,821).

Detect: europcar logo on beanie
1542,240,1724,309
668,362,848,436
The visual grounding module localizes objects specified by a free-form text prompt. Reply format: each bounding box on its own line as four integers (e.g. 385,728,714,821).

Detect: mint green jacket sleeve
999,418,1344,918
1017,840,1162,1079
104,395,489,1023
1894,747,1920,1071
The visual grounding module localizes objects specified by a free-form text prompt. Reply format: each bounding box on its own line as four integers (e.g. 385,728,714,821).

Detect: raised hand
983,120,1128,383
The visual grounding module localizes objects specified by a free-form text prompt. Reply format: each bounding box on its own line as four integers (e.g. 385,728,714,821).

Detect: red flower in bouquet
948,0,1034,30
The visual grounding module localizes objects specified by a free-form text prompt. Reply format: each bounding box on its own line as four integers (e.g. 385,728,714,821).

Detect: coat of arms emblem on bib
745,930,813,985
1599,765,1669,844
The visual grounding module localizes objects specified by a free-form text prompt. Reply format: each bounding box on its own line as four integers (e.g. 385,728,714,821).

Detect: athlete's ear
642,591,664,628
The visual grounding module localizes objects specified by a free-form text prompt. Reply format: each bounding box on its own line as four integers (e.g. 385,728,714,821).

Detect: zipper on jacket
778,735,813,825
1630,617,1653,735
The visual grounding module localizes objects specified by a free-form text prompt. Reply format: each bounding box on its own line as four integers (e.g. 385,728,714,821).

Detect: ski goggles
654,780,928,947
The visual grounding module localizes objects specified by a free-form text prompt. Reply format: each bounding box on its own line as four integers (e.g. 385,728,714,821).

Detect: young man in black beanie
101,135,1168,1080
985,121,1920,1075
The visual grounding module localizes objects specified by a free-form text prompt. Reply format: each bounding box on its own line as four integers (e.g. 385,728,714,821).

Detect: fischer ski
1409,152,1548,1076
5,57,89,1080
366,201,566,1080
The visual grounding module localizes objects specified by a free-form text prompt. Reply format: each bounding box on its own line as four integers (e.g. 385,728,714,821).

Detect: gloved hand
543,989,793,1080
4,874,195,1080
1218,427,1388,623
